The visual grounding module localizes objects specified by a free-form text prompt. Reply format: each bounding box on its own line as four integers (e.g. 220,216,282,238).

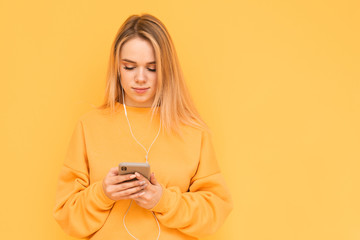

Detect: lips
133,87,150,94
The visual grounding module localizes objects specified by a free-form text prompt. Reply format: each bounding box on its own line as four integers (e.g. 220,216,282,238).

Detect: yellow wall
1,0,359,239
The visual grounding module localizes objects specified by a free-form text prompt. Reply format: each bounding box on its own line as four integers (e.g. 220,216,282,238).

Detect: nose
135,67,146,84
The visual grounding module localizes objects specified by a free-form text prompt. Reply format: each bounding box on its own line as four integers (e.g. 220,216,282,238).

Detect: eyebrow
121,59,156,64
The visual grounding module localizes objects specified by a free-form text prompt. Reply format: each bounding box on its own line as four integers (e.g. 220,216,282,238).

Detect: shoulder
77,105,120,125
67,106,120,138
177,123,213,144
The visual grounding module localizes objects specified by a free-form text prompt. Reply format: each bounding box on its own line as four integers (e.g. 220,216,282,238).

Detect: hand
102,167,148,201
132,172,163,210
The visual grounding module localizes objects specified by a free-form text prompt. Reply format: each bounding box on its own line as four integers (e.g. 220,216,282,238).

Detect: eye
148,68,156,72
123,66,135,71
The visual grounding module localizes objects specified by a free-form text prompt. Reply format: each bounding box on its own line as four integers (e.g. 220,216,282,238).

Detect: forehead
120,37,155,63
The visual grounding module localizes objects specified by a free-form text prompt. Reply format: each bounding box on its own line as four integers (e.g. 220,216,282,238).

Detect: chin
130,98,153,106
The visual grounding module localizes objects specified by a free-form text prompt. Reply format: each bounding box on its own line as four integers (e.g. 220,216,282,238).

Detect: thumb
108,167,119,176
150,172,160,186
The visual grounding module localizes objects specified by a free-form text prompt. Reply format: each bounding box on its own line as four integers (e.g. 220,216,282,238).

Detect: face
119,37,157,107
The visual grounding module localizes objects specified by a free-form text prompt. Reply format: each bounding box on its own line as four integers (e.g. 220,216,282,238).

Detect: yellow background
1,0,359,239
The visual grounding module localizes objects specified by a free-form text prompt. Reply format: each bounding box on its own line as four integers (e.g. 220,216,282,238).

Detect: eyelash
123,66,156,72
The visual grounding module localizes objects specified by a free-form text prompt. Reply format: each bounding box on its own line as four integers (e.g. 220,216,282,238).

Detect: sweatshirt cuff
93,180,116,208
149,184,177,213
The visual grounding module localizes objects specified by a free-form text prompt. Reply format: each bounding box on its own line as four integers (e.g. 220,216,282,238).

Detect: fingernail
130,174,136,179
135,172,140,177
139,192,145,196
139,181,146,185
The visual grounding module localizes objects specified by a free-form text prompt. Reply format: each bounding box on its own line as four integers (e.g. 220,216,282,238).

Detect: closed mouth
133,87,150,90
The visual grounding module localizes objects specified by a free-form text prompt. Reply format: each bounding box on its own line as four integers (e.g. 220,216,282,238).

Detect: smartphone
118,162,151,180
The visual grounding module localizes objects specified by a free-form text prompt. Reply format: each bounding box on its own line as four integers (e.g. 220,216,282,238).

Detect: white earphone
121,87,161,240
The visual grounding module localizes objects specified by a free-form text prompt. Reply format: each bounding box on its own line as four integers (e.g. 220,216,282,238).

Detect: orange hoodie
54,102,233,239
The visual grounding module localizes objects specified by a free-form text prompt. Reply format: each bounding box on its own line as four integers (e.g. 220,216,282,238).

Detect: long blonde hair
97,13,208,136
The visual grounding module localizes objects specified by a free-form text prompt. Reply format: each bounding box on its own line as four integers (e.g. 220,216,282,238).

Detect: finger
134,172,150,184
108,167,119,176
150,172,160,186
113,184,147,199
108,173,137,185
128,190,146,200
114,179,147,192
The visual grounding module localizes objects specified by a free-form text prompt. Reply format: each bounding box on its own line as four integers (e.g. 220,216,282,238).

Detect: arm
53,120,116,238
149,130,233,238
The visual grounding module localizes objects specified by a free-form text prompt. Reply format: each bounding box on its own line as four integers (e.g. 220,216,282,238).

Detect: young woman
54,13,233,240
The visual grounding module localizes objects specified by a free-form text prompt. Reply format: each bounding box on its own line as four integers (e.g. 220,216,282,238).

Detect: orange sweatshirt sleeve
149,130,233,238
53,120,116,238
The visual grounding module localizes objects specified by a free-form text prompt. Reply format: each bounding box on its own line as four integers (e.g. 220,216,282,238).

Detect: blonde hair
97,13,208,136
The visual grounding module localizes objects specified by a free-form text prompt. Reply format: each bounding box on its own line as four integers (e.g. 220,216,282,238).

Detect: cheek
149,73,158,86
120,70,132,86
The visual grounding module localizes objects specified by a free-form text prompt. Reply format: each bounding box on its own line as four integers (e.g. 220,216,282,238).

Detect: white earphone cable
123,200,161,240
123,98,162,163
121,88,161,240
